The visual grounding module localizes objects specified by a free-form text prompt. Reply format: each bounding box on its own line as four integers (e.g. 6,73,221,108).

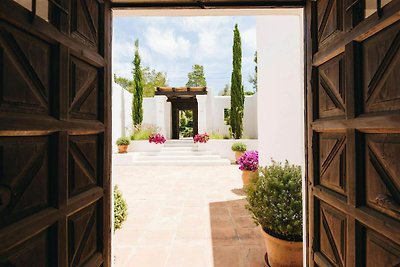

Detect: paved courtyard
113,165,266,267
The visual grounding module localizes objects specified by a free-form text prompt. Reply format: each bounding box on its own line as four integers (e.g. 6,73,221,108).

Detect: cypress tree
132,39,144,126
230,24,244,139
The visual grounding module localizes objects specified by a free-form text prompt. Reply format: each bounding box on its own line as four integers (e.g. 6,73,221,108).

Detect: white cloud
242,27,257,51
144,27,191,60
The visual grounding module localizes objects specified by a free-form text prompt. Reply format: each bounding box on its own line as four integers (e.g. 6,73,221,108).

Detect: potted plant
116,137,130,153
114,185,128,231
231,142,247,163
246,161,302,267
238,150,258,186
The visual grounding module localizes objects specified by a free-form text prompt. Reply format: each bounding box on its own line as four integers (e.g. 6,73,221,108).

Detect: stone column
154,95,168,136
196,95,208,133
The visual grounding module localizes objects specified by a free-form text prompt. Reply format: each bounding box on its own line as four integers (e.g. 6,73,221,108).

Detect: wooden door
307,0,400,266
0,0,111,266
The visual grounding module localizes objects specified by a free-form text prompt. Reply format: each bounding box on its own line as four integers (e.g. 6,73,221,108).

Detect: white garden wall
200,139,258,162
112,83,132,153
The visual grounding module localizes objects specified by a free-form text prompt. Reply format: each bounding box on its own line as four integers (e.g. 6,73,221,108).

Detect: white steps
113,140,230,166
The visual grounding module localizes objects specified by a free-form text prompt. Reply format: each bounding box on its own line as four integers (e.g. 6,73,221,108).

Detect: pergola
155,86,208,139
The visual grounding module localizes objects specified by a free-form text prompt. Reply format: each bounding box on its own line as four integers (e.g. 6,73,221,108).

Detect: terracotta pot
241,170,254,187
117,145,128,153
261,228,303,267
235,151,244,163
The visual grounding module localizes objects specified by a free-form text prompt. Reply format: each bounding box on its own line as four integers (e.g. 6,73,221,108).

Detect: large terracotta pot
118,145,128,153
261,228,303,267
241,170,254,187
235,151,244,163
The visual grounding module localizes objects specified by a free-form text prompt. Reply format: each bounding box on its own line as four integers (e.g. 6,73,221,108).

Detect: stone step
164,143,196,148
128,159,231,166
135,155,222,161
140,150,213,156
161,147,197,151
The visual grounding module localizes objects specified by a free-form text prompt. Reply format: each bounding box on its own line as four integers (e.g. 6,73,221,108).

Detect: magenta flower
193,133,210,143
238,150,259,172
149,133,166,144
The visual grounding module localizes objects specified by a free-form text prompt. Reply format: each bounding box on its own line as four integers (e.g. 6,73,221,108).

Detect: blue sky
112,16,257,95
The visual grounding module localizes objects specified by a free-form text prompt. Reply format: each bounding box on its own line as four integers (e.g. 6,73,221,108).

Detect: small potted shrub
246,161,302,267
114,185,128,231
231,142,247,163
148,133,166,144
238,150,258,186
116,137,130,153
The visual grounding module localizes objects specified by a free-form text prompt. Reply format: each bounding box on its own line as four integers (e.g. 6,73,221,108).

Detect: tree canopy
186,64,207,87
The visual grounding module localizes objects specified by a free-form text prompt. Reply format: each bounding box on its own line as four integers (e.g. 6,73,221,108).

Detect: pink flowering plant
193,133,210,143
148,133,166,144
238,150,259,172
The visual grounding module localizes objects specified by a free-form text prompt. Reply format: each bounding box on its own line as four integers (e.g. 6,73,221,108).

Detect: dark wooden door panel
307,0,400,266
0,1,111,266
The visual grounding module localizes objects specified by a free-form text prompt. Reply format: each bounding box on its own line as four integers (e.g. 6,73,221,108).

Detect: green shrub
116,137,130,146
245,160,302,241
209,132,224,139
131,124,158,140
231,142,247,152
114,185,128,231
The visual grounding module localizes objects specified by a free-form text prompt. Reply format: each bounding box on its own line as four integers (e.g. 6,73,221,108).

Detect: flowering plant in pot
238,150,258,186
148,133,166,144
193,133,209,143
231,142,247,163
116,137,130,153
245,160,302,267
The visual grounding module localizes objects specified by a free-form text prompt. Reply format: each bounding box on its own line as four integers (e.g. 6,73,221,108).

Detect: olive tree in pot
246,161,302,267
231,142,247,163
116,137,130,153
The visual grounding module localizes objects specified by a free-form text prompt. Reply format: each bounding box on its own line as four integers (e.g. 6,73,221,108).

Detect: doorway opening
179,110,194,138
111,8,305,267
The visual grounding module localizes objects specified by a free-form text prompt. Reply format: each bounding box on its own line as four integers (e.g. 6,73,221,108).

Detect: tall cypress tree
230,24,244,139
132,39,144,126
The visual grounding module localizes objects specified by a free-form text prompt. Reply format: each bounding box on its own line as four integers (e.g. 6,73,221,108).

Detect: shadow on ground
209,198,266,267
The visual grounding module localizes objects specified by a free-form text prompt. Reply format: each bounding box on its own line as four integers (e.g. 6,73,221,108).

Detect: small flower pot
235,151,244,163
261,228,303,267
241,170,254,187
117,145,128,153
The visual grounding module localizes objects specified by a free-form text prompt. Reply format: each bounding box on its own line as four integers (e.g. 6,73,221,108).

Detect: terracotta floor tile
127,245,170,267
212,246,246,267
113,166,265,267
166,244,210,267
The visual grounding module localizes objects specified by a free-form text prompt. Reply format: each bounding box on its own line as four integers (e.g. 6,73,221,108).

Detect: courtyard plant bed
238,150,258,187
116,137,130,153
246,161,302,267
193,132,209,150
231,142,247,163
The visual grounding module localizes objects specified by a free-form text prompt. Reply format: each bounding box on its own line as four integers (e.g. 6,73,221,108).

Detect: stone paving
113,165,266,267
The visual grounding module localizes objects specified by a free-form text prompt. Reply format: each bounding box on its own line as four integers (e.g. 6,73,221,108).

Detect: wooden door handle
375,194,400,213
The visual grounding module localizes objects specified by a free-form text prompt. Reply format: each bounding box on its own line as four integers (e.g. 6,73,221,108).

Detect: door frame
110,1,310,265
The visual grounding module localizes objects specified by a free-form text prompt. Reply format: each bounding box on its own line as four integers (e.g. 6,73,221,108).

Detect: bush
209,132,224,139
246,161,302,241
116,137,130,146
114,185,128,231
231,142,247,152
131,124,159,140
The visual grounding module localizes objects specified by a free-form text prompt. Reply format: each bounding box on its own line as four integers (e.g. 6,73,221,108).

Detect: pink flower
193,133,210,143
149,133,166,144
238,150,259,172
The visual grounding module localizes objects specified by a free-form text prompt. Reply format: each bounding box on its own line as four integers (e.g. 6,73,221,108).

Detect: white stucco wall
256,13,304,167
111,83,132,153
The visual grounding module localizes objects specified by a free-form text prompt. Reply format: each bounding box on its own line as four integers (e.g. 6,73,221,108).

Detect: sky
112,16,257,95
